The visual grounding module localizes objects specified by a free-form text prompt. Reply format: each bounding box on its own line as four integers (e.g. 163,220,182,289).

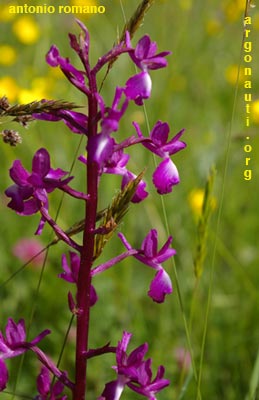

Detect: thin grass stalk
195,2,252,398
245,346,259,400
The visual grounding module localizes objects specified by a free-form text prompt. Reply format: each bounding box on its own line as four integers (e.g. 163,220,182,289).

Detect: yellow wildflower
32,77,51,95
0,76,19,102
223,0,246,22
69,0,98,16
225,65,244,85
0,4,16,21
251,100,259,124
18,90,40,104
188,189,205,217
17,76,50,103
205,18,222,36
0,45,17,66
188,188,216,218
12,16,40,44
18,89,46,104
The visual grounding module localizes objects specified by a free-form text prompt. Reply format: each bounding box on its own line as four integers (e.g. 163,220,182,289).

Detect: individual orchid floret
96,88,129,135
78,140,130,178
35,366,67,400
5,148,73,234
59,252,98,307
79,138,147,201
124,36,170,105
119,229,175,303
99,331,169,400
127,359,170,400
69,19,90,70
129,35,171,72
103,147,130,176
46,45,88,95
124,71,152,106
115,331,148,377
33,109,88,135
59,252,81,283
0,318,50,391
134,121,186,158
133,121,186,194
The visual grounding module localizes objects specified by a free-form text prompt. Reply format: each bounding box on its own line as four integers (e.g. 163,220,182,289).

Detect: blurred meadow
1,0,259,399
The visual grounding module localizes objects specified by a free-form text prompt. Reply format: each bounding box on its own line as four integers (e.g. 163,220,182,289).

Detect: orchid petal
152,158,180,194
148,269,172,303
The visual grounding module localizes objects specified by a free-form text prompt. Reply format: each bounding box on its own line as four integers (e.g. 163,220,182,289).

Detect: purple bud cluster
2,19,186,399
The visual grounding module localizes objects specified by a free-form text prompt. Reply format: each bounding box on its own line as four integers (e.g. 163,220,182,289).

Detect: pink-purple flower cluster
99,331,170,400
5,148,73,234
35,367,67,400
3,19,187,399
118,230,175,303
0,318,50,391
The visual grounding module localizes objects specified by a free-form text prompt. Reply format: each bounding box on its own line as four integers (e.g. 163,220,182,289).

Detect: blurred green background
1,0,259,399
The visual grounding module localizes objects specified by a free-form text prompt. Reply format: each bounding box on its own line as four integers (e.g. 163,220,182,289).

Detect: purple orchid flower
34,21,90,134
134,120,186,158
5,148,73,234
133,121,186,194
46,45,88,95
99,331,169,400
35,366,67,400
59,252,98,307
96,88,129,135
124,35,170,105
59,252,81,284
129,35,171,72
103,147,130,176
68,18,90,67
127,359,170,400
119,229,175,303
79,142,148,202
0,318,50,391
78,141,127,178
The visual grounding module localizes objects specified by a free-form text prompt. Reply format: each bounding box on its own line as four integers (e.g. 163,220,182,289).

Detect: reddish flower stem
73,75,98,400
